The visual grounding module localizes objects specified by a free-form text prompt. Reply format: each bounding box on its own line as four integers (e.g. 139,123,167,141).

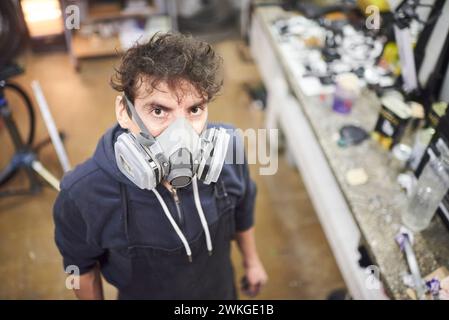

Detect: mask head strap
123,94,156,145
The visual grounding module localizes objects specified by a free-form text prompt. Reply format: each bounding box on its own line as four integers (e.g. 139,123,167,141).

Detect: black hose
5,82,36,146
0,82,36,186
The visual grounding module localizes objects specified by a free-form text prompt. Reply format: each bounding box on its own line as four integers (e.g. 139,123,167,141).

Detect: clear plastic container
402,146,449,232
332,73,360,114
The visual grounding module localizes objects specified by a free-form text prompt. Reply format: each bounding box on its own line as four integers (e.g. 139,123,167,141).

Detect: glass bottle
402,144,449,232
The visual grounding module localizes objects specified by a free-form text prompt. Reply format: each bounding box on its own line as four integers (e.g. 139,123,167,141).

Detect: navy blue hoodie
53,123,256,299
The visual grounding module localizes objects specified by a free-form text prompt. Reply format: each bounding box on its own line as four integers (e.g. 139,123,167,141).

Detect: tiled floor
0,39,345,299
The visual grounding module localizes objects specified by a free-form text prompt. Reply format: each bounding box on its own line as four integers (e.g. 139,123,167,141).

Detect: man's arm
74,264,104,300
235,226,268,297
54,189,106,300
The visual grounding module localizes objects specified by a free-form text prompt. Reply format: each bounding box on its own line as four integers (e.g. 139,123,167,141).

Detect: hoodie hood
93,123,135,187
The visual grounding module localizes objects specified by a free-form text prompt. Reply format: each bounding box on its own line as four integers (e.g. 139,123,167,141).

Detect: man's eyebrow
142,101,173,111
186,100,208,109
142,99,207,110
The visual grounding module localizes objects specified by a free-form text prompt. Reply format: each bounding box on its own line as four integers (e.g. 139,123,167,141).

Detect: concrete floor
0,39,345,299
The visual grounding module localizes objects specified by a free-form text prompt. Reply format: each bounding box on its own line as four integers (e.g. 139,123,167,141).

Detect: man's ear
115,95,131,129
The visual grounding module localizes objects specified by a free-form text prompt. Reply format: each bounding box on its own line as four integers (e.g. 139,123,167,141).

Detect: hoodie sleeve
229,125,257,233
234,157,257,232
53,189,105,275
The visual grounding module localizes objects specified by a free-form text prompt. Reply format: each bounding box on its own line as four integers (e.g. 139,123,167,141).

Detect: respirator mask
114,95,230,190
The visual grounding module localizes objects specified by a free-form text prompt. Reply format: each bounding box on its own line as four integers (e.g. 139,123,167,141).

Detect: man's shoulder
59,158,107,193
208,122,244,150
213,123,253,194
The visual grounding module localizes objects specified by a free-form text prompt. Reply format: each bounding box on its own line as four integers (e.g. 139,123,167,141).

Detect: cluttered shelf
70,14,171,59
252,5,449,299
61,0,172,68
84,1,158,23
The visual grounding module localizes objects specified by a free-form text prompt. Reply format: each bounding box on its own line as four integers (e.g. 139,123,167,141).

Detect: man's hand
73,264,104,300
236,227,268,298
241,257,268,297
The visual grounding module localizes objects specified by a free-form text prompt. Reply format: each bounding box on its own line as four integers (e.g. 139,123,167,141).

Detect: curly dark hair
110,32,223,106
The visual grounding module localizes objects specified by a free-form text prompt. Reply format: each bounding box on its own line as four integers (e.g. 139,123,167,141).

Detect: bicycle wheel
0,82,36,186
0,1,27,68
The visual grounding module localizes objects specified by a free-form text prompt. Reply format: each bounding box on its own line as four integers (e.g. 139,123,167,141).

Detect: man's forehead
135,77,204,105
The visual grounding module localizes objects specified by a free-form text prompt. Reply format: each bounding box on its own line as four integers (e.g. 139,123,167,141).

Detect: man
53,33,267,300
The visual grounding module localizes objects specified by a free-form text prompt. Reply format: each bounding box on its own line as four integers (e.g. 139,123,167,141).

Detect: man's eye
151,108,165,117
190,105,204,115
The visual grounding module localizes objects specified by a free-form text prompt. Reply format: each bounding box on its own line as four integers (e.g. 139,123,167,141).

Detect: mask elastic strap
123,95,156,144
192,175,213,255
152,188,192,262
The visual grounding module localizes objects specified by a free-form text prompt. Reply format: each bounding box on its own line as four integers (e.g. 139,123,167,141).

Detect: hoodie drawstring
152,188,192,262
192,175,213,255
151,177,213,262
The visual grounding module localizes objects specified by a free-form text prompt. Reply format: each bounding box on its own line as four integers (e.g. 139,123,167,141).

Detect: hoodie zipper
170,188,185,229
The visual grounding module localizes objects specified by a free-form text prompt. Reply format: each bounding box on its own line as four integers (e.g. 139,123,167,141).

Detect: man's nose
173,107,189,119
157,114,188,134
